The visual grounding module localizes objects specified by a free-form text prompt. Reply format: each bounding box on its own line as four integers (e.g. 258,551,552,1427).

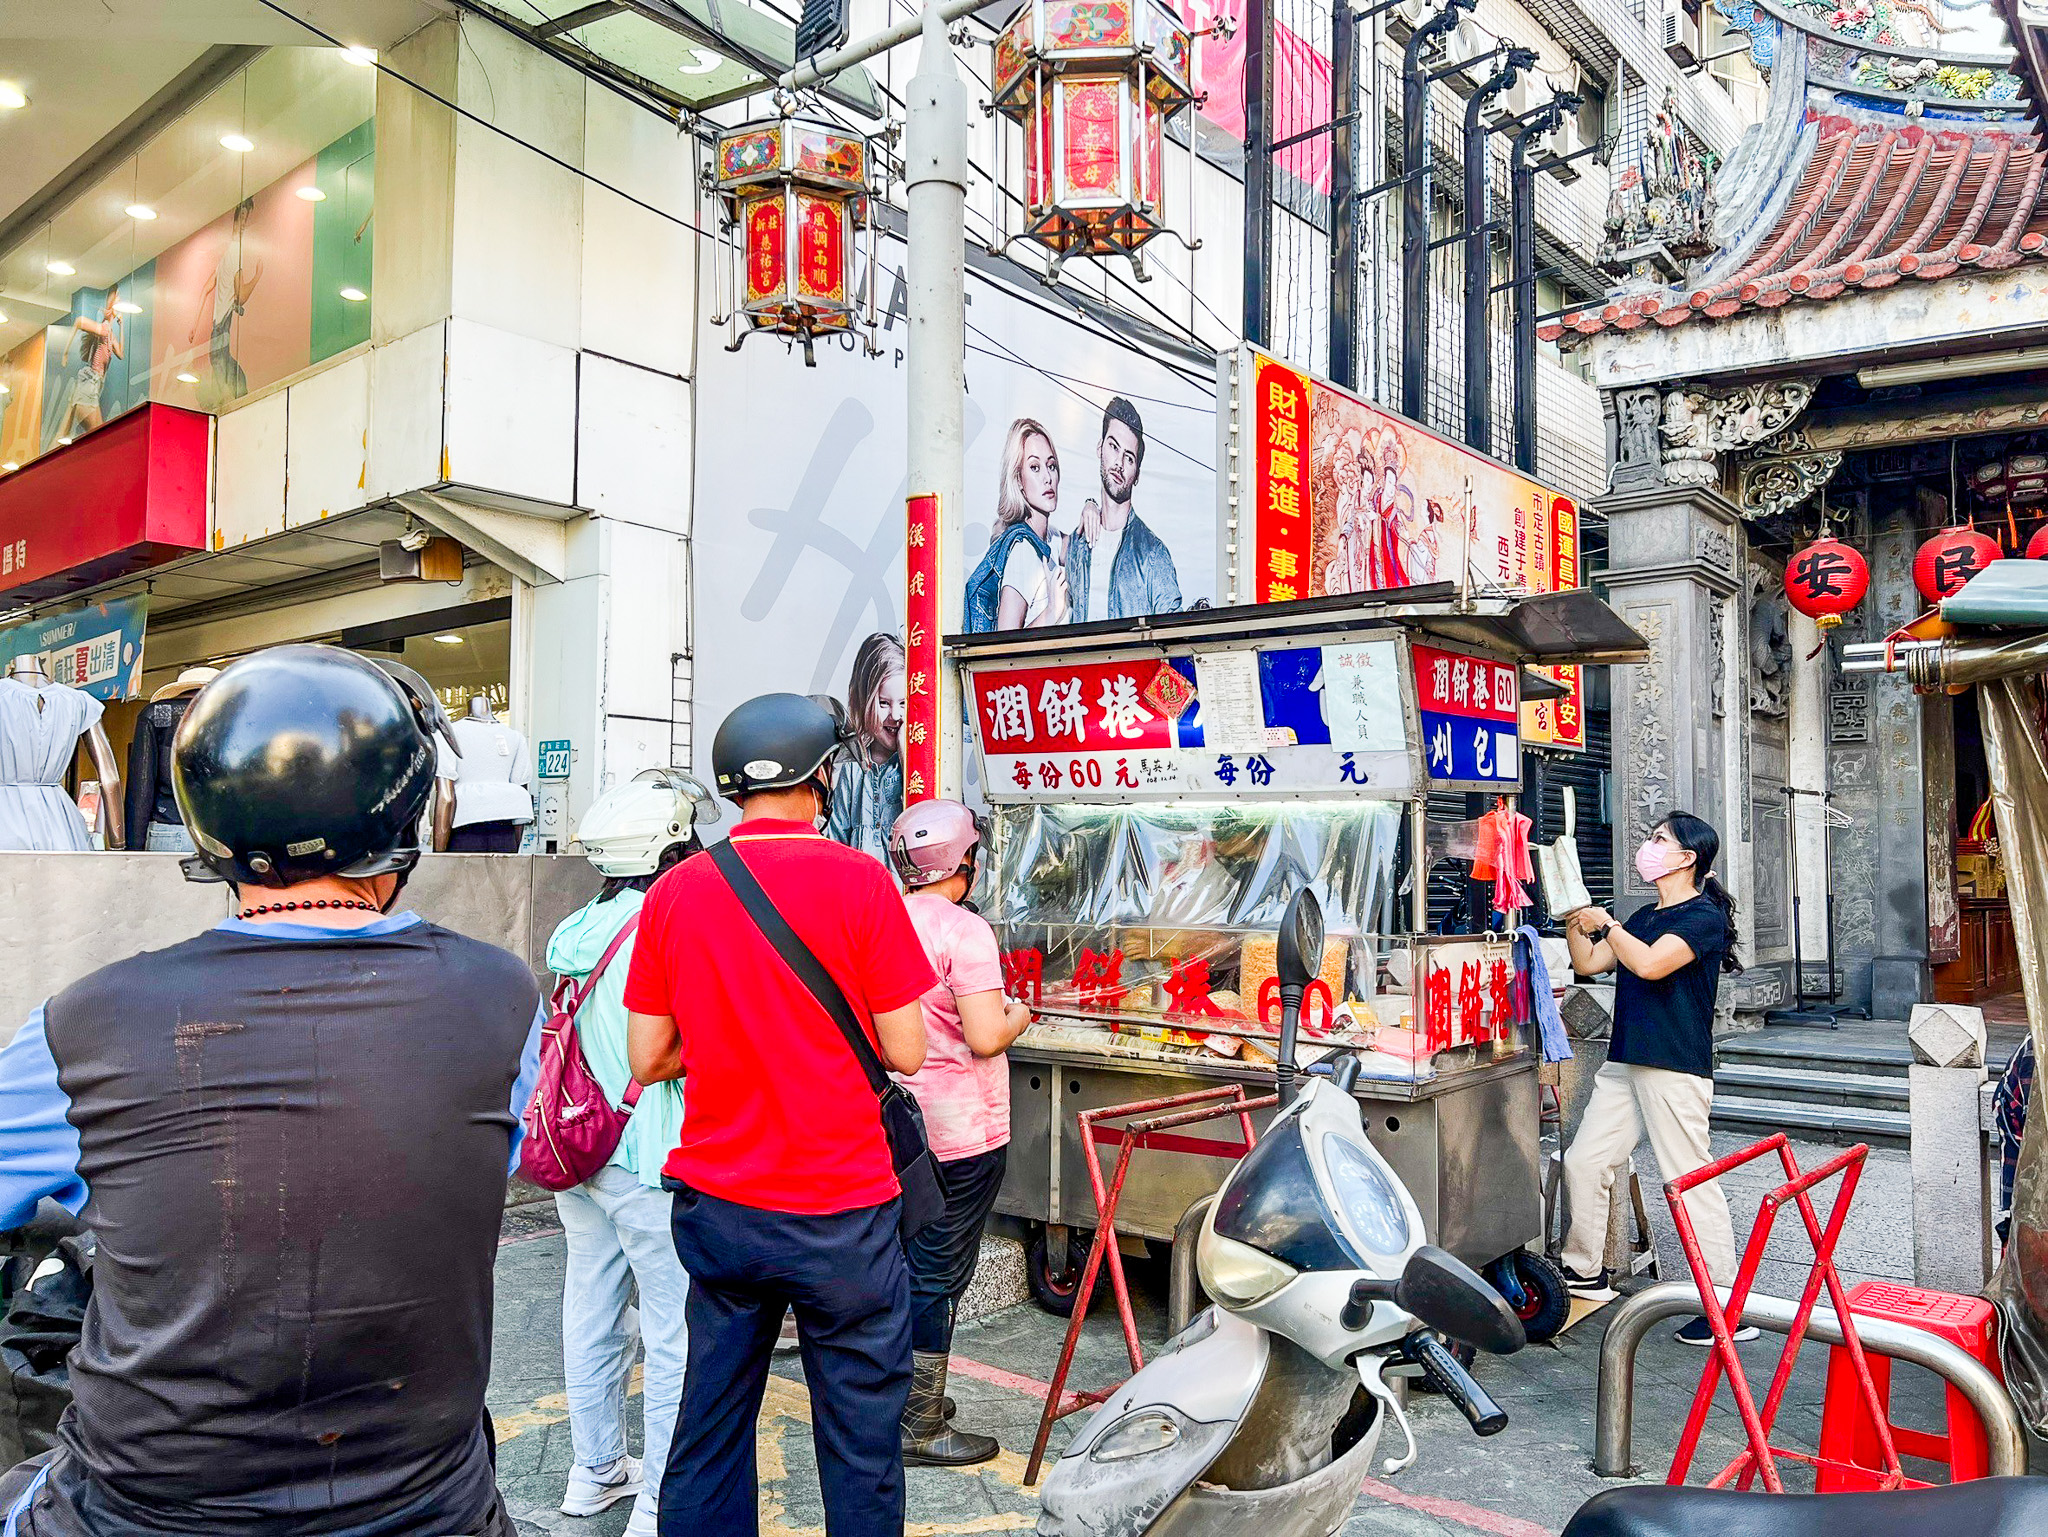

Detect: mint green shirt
545,889,686,1187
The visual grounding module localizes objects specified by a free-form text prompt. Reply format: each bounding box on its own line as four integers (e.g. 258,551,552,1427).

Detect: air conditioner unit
1545,110,1588,184
1662,1,1702,69
1485,72,1536,128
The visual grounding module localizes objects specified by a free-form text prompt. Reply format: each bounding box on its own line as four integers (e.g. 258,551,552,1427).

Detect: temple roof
1541,112,2048,343
1542,0,2048,349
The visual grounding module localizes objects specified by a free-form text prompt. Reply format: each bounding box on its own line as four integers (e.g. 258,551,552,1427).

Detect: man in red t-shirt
627,693,933,1537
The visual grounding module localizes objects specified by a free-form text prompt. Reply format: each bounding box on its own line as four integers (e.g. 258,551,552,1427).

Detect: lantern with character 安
990,0,1201,274
1784,535,1868,631
712,115,877,363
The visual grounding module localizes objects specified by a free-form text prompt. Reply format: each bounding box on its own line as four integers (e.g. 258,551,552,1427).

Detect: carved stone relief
1748,567,1791,719
1694,524,1736,577
1660,379,1817,490
1829,691,1872,741
1611,388,1666,492
1737,449,1845,520
1710,600,1727,719
1621,606,1673,896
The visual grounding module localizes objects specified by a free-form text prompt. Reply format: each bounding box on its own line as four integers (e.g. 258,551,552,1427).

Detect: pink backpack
517,915,644,1192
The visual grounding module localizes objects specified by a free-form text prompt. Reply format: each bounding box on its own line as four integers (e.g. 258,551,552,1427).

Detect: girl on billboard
963,418,1070,632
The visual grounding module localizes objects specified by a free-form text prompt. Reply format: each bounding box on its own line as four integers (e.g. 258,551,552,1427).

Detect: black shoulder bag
708,839,947,1241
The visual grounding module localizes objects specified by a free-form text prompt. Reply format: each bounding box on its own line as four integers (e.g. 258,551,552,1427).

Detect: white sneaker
561,1454,643,1516
622,1496,660,1537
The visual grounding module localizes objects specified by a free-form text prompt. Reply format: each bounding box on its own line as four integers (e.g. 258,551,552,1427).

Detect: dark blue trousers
904,1147,1007,1353
660,1182,912,1537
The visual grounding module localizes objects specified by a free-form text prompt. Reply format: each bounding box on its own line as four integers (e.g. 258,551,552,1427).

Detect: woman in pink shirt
888,800,1032,1468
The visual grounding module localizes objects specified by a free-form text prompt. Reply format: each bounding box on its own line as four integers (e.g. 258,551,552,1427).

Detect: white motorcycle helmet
575,768,721,876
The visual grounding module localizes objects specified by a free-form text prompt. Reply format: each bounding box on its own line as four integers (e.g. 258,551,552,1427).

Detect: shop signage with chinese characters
1413,642,1519,787
1223,343,1584,750
1415,936,1521,1054
967,635,1419,802
537,739,572,780
904,493,941,803
0,595,148,702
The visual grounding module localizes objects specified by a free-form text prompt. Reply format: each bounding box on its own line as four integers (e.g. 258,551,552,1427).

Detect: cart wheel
1495,1250,1571,1344
1026,1226,1097,1318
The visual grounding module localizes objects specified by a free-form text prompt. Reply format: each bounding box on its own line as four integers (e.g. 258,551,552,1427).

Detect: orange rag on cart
1481,804,1533,911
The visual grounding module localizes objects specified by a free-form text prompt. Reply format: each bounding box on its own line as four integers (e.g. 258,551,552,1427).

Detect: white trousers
1561,1061,1737,1286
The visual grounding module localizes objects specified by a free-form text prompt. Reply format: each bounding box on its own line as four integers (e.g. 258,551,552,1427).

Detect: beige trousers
1561,1061,1737,1286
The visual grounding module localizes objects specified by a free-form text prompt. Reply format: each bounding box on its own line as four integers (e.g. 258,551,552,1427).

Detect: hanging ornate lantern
710,113,878,364
1784,535,1869,631
1913,525,2001,603
989,0,1205,275
2027,523,2048,559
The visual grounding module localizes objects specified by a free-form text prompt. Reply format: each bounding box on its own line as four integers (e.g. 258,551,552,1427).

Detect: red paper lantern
1784,535,1869,630
2027,524,2048,559
1913,526,2001,603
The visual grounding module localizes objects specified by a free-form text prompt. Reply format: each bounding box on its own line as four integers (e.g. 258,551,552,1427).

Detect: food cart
950,583,1648,1335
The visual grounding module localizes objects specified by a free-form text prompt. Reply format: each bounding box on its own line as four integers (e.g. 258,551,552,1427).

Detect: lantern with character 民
989,0,1209,276
710,114,878,364
1913,525,2001,604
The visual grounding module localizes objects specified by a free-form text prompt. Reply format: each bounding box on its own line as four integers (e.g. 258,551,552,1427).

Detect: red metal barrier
1663,1132,1901,1494
1022,1083,1277,1485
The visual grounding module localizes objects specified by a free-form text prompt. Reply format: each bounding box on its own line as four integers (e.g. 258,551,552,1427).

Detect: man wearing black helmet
626,693,934,1537
0,644,543,1537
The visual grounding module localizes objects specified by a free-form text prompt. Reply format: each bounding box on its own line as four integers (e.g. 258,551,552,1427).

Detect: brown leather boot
901,1350,998,1466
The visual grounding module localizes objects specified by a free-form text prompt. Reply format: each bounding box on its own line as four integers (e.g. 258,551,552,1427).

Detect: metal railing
1594,1281,2027,1481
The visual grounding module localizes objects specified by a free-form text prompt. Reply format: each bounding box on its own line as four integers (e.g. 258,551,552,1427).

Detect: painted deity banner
1227,344,1585,751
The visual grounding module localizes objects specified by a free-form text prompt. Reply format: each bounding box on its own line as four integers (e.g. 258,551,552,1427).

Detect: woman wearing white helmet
546,770,715,1536
889,799,1034,1467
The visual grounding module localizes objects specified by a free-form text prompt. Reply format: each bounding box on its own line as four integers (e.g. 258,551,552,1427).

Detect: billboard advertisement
690,236,1218,864
1225,344,1585,750
0,595,148,702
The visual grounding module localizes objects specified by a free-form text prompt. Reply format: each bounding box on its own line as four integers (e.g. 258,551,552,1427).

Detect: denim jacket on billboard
1063,510,1183,623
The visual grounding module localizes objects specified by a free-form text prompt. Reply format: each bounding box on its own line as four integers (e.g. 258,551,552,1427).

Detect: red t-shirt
621,820,937,1213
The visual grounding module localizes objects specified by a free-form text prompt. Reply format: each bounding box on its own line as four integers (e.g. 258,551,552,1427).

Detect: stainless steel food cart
950,586,1647,1326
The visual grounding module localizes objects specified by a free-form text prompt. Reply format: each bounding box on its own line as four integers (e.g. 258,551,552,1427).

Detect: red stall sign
904,492,942,803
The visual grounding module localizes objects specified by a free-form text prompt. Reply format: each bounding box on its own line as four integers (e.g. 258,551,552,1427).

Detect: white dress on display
0,679,101,851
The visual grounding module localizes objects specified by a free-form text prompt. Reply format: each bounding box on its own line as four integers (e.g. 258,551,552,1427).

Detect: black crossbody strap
708,838,891,1097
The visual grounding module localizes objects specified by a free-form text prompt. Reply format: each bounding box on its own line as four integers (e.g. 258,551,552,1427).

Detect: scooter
1037,891,2048,1537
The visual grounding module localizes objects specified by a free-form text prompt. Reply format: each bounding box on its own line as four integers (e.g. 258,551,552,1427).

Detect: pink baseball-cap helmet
890,799,982,888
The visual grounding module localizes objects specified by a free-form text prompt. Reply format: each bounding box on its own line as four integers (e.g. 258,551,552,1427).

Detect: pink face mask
1635,839,1678,884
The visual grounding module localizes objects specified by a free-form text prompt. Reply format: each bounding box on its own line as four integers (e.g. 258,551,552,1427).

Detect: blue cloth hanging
1514,925,1573,1064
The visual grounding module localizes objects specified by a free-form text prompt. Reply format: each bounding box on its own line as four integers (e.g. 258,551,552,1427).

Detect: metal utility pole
1328,2,1358,386
1242,0,1273,345
1399,0,1474,422
1460,47,1533,453
1508,92,1577,474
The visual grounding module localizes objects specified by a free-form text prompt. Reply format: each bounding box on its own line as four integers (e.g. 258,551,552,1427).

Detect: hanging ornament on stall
988,0,1211,275
1913,525,2001,603
1784,534,1869,631
709,108,879,365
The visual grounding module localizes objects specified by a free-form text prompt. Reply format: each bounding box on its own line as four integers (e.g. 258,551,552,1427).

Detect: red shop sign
974,659,1174,754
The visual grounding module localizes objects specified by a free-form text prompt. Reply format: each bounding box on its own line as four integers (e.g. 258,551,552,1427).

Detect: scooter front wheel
1026,1225,1099,1318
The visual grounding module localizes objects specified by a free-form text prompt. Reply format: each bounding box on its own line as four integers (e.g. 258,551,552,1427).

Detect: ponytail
1658,810,1743,974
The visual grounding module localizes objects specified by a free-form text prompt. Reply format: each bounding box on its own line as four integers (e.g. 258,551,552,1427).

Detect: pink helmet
891,799,982,888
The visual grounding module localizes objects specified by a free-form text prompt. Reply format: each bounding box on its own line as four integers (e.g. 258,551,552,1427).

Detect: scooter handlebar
1406,1335,1508,1437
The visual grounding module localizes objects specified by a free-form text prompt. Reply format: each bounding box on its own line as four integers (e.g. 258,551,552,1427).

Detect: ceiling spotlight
46,260,74,276
296,185,327,201
432,634,464,645
113,301,142,315
1,463,16,473
219,133,254,153
0,84,26,111
125,204,157,221
338,286,368,302
341,46,378,66
175,371,199,383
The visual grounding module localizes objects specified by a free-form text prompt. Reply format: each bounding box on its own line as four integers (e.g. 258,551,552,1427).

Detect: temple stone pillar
1598,483,1742,959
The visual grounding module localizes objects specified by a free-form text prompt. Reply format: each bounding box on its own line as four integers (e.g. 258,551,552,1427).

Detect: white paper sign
1320,641,1406,754
1194,650,1268,754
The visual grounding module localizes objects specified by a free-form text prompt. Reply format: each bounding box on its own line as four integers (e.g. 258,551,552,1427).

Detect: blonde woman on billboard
825,632,908,862
963,418,1069,632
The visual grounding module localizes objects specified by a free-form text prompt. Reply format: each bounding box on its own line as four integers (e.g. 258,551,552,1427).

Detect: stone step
1709,1092,1911,1149
1712,1063,1908,1114
1717,1021,2025,1082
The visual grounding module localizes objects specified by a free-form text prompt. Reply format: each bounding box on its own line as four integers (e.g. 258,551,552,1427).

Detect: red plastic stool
1815,1281,2002,1490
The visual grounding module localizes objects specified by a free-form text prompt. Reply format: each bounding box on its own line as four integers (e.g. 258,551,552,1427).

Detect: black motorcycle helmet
711,692,844,804
173,644,460,888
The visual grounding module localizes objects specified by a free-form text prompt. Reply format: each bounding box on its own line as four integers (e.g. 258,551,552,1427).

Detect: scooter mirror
1276,889,1326,991
1394,1245,1526,1356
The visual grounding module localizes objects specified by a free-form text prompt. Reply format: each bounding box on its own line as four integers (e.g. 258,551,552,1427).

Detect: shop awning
1944,560,2048,627
0,404,210,607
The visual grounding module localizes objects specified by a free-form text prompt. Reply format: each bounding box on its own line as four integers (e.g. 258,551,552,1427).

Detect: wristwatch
1588,924,1613,943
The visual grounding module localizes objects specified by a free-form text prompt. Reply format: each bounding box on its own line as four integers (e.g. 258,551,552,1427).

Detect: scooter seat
1562,1476,2048,1537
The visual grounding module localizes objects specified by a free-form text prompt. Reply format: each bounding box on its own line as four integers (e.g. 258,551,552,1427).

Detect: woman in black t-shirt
1557,811,1754,1345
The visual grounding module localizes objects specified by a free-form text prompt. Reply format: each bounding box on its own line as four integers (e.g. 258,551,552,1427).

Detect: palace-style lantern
1913,526,2001,604
1785,535,1869,631
710,114,878,364
2027,523,2048,559
990,0,1202,274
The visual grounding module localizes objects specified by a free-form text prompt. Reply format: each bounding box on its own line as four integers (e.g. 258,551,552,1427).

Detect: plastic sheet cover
1979,673,2048,1433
